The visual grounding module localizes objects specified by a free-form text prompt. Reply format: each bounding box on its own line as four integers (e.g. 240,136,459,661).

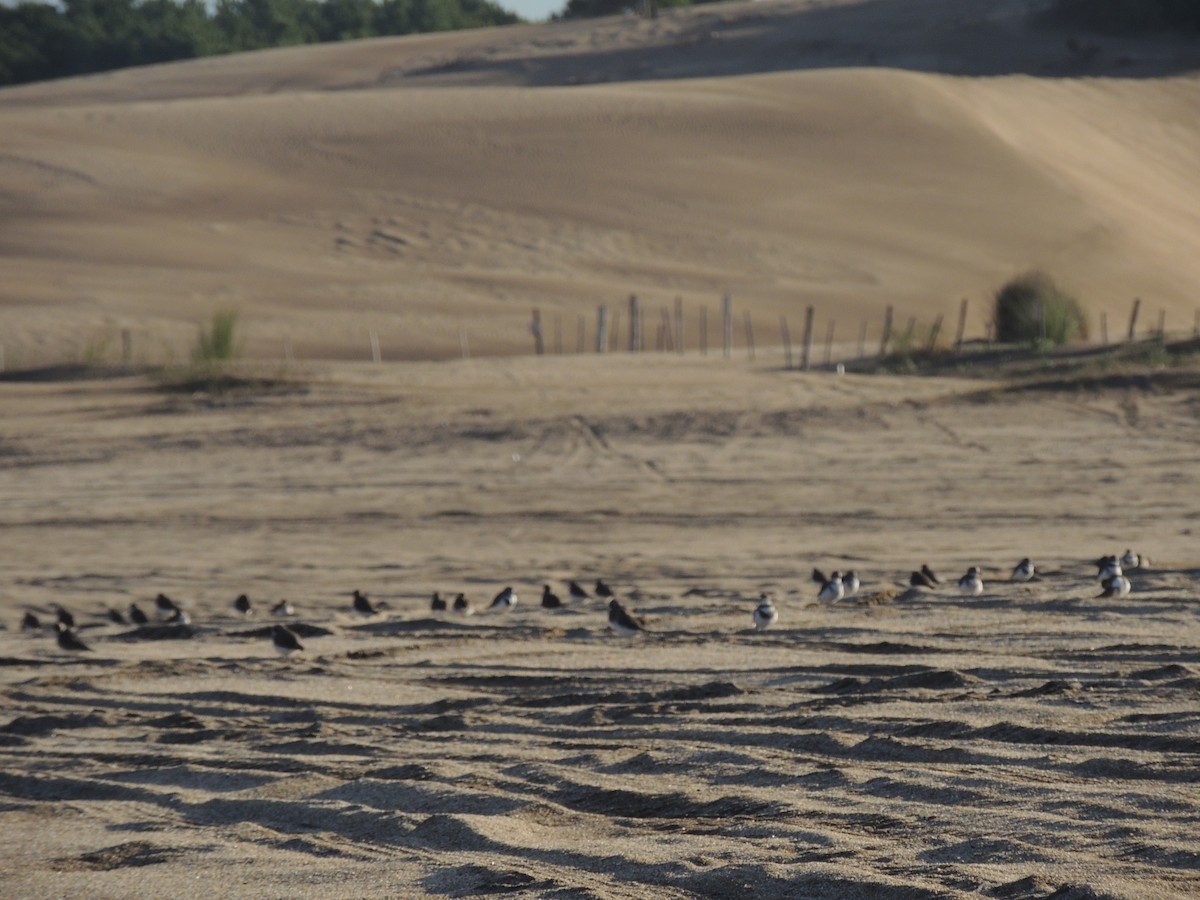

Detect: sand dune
2,0,1200,366
3,357,1200,897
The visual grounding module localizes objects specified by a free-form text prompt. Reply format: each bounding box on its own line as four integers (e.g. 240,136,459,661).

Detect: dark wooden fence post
800,305,815,371
629,295,641,352
954,298,968,353
1127,298,1141,341
675,297,684,354
722,294,733,359
596,305,609,354
531,309,544,355
743,311,755,361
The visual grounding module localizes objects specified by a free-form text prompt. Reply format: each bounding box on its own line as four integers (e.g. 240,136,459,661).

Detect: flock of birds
17,551,1150,656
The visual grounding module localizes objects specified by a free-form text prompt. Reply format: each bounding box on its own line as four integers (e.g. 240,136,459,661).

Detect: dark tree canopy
0,0,521,87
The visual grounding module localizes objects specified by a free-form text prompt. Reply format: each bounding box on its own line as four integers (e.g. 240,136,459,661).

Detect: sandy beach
3,0,1200,896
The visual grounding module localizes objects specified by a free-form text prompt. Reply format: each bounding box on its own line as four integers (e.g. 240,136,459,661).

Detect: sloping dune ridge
1,0,1199,364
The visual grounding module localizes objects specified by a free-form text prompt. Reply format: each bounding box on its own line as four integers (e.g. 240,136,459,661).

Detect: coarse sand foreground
1,354,1200,897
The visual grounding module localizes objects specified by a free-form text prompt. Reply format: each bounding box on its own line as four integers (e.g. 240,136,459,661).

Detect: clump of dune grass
993,271,1088,347
193,309,240,363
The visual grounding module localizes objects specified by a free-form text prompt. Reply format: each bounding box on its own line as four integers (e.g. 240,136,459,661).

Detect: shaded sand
2,0,1200,366
2,356,1200,897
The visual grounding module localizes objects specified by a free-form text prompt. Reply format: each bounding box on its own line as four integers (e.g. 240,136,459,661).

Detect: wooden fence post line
824,319,836,366
722,293,733,359
531,308,544,355
800,305,815,371
628,295,640,352
369,329,381,363
675,297,684,354
879,305,894,357
1127,298,1141,341
596,305,609,354
954,298,968,353
780,316,793,370
743,311,755,361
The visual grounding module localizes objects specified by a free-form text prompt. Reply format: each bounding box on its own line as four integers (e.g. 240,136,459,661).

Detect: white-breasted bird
752,595,778,630
841,571,860,596
607,599,645,635
490,586,518,610
817,571,845,604
958,566,984,596
272,624,304,656
1011,558,1035,582
1098,574,1131,598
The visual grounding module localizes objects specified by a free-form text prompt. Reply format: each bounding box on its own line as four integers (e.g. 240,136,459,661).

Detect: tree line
0,0,522,87
1045,0,1200,32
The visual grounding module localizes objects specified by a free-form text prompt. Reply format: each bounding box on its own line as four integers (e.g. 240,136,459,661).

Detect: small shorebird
106,608,127,625
594,580,615,599
541,585,563,609
55,622,92,652
568,581,590,602
430,592,447,612
271,624,304,656
21,611,41,631
817,571,845,604
490,586,518,610
841,571,860,596
920,564,941,585
1121,549,1143,569
1098,574,1131,598
155,593,182,620
752,595,778,630
164,607,191,625
958,566,984,596
55,606,76,629
1011,558,1035,582
271,599,295,617
607,598,645,636
352,589,380,617
233,594,253,616
452,593,473,615
910,570,937,589
128,603,149,624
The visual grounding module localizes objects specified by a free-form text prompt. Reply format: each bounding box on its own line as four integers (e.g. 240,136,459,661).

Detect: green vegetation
0,0,520,87
993,271,1088,348
193,309,240,363
1044,0,1200,33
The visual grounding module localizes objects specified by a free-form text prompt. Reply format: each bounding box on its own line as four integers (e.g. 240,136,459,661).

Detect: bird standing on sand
431,592,447,612
55,606,75,629
352,589,380,617
608,598,645,636
271,599,295,617
490,586,518,610
452,593,473,615
958,566,984,596
155,593,181,620
129,603,149,624
752,595,778,630
841,571,860,596
21,611,41,631
817,571,845,604
1096,555,1122,581
55,622,92,652
569,581,590,602
106,608,127,625
595,580,614,599
1011,558,1035,582
910,570,937,589
272,624,304,656
1121,549,1144,569
920,564,941,585
234,594,253,616
541,585,563,609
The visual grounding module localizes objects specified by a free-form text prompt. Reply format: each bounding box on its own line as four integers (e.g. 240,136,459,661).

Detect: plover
920,564,941,585
55,606,76,629
271,624,304,656
489,586,518,610
817,571,845,604
20,611,41,631
1121,549,1143,569
1095,555,1122,581
1098,574,1131,598
595,580,615,599
607,598,645,635
128,603,149,625
452,593,473,615
430,592,447,611
568,581,590,602
752,595,778,630
55,622,92,652
233,594,253,616
164,607,191,625
958,566,984,596
155,593,181,620
910,570,937,589
352,589,380,617
106,608,127,625
1011,558,1035,582
541,585,563,609
271,599,295,617
841,571,860,596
